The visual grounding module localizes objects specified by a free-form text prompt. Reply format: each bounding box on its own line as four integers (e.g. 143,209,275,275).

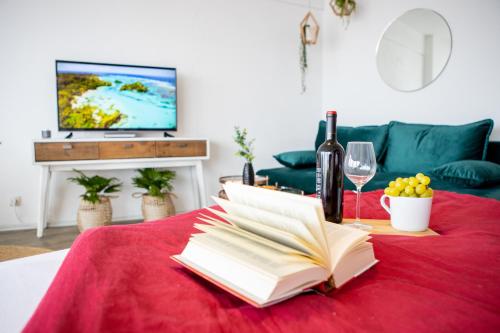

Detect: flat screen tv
56,60,177,131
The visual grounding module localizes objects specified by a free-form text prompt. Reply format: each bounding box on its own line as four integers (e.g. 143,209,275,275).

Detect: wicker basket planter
77,196,112,232
142,194,175,222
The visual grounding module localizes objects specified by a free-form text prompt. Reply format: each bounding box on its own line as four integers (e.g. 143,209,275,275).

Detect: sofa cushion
383,119,494,173
257,167,317,194
315,121,389,162
432,160,500,187
273,150,316,169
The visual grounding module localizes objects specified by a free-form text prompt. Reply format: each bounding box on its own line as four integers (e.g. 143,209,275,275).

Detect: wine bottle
316,111,345,223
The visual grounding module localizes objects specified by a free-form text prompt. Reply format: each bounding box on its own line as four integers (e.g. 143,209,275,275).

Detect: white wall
321,0,500,139
0,0,324,230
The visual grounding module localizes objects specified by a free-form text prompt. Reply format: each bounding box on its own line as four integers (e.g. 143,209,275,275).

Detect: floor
0,222,137,251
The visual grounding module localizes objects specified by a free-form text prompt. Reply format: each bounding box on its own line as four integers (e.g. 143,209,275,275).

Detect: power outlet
9,196,21,207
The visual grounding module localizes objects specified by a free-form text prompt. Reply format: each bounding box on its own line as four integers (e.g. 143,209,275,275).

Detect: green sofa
257,120,500,200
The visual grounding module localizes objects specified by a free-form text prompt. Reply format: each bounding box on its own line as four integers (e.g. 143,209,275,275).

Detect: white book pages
190,232,321,279
205,207,325,264
178,241,276,302
196,217,319,262
324,223,370,271
332,243,377,288
211,198,326,258
222,183,330,263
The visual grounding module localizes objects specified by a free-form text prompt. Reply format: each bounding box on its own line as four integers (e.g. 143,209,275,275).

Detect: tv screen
56,60,177,131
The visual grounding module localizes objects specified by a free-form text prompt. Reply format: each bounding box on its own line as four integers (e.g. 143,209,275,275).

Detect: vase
141,193,176,222
77,196,112,232
243,162,255,186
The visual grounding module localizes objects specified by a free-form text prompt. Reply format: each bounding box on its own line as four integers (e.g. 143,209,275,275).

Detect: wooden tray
342,219,439,237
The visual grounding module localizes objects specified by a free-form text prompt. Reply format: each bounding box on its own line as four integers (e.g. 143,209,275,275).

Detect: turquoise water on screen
72,74,176,129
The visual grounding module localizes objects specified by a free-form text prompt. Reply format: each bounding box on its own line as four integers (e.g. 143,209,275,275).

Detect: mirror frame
375,8,453,92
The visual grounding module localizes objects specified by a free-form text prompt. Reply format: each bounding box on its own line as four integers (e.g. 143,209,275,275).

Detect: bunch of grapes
384,173,433,198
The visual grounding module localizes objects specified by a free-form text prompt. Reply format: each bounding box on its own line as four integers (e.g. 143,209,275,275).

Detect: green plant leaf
68,169,121,203
132,168,176,197
233,126,255,162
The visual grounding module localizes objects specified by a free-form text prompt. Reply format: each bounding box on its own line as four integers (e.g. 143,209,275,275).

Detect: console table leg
37,167,51,238
195,161,207,207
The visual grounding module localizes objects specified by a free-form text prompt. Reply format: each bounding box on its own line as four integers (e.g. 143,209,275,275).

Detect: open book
172,183,377,307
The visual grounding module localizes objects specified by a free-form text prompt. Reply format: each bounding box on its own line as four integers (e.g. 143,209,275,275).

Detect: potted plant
234,126,255,186
68,170,121,232
132,168,176,222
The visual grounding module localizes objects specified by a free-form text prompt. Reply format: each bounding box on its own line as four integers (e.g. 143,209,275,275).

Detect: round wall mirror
376,9,452,92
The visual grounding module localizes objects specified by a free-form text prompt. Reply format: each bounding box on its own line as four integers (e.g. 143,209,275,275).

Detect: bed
4,190,500,332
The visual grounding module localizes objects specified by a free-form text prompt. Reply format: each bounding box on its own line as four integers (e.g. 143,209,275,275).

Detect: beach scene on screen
57,62,176,129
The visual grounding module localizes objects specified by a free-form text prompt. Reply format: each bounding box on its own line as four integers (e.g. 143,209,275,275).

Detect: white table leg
189,164,200,209
37,167,51,238
195,161,207,208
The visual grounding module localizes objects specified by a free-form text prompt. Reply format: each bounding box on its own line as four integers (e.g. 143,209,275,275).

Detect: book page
196,216,321,263
205,207,325,262
194,223,322,266
190,231,321,279
212,198,323,255
222,183,330,264
324,223,370,271
332,243,377,288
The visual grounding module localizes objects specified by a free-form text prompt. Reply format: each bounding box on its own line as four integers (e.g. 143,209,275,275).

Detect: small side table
218,175,269,199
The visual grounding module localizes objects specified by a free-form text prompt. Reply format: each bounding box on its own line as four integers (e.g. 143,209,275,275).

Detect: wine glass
344,142,377,230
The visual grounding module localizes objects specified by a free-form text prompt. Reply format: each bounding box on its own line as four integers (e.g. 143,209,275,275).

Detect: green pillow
315,121,388,162
274,150,316,169
383,119,494,173
432,160,500,187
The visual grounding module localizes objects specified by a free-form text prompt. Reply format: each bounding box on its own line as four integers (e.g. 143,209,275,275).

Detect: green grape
399,192,409,197
404,185,415,195
402,178,409,185
396,177,403,182
421,176,431,186
389,181,396,188
395,181,405,191
408,177,419,187
415,184,427,195
389,188,400,197
416,173,425,181
409,193,418,198
384,187,391,195
420,188,433,198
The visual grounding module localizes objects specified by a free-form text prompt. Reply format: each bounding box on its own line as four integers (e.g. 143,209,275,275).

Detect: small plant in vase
68,170,121,232
234,126,255,186
132,168,176,222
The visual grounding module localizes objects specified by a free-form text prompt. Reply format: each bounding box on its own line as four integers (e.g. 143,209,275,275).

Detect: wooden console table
33,138,209,238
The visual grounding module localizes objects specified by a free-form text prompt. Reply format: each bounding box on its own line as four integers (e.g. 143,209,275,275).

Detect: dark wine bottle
316,111,345,223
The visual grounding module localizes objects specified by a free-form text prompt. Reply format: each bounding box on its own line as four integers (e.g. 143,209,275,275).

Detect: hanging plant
330,0,356,28
330,0,356,17
299,11,319,93
299,39,308,93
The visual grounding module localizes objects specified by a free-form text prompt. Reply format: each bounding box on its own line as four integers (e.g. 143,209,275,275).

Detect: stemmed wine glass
344,142,377,230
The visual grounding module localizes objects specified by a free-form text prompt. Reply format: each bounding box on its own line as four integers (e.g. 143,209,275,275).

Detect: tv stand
33,137,209,237
164,132,175,138
104,132,137,138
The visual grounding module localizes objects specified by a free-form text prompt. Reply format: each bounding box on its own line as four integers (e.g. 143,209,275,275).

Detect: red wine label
315,167,322,198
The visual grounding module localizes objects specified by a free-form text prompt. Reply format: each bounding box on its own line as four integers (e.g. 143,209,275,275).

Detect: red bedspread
23,190,500,333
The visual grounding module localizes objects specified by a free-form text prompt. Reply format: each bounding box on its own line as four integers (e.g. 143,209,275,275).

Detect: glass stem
355,186,362,223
